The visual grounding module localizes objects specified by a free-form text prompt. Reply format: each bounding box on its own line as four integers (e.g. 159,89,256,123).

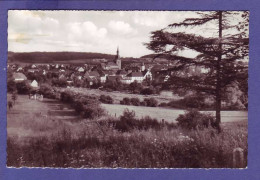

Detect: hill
8,52,171,65
8,52,118,64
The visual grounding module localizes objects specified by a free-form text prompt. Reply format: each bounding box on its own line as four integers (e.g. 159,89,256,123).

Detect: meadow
101,104,248,123
60,87,182,104
7,95,248,168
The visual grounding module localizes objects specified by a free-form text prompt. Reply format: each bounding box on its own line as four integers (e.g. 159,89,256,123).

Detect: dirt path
7,95,81,139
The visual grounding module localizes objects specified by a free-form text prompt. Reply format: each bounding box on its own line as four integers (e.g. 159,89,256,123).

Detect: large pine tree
146,11,249,132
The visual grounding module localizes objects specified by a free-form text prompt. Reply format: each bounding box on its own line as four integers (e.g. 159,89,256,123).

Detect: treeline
8,52,116,63
8,51,149,64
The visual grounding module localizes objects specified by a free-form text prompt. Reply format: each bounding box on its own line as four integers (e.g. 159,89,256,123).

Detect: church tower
115,46,121,69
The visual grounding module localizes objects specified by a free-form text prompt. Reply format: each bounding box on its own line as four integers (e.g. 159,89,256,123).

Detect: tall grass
7,118,247,168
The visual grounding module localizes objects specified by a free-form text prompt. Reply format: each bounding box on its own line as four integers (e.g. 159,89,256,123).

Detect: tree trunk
215,11,222,133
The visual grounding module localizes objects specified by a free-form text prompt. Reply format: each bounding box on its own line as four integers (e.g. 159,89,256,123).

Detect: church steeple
116,46,120,59
115,46,121,70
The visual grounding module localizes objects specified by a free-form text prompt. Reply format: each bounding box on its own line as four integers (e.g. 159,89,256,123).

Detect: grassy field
60,87,182,104
7,95,248,168
101,104,248,123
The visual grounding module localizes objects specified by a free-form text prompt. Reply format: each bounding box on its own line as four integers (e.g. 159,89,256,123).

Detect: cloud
68,21,107,41
108,20,136,35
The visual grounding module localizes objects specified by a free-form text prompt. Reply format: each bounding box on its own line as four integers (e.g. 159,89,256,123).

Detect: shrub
39,84,56,99
141,87,155,95
99,95,113,104
140,101,147,106
130,97,141,106
120,108,136,121
7,79,16,93
52,78,68,87
167,96,212,109
120,97,131,105
159,102,168,107
129,81,143,94
60,91,74,103
81,104,104,119
143,98,158,107
16,81,32,94
113,109,137,132
176,110,215,130
60,90,104,119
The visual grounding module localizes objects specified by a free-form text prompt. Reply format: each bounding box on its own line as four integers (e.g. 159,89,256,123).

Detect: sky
8,11,245,58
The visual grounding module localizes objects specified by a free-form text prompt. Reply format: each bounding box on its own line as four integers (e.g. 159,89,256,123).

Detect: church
104,47,121,70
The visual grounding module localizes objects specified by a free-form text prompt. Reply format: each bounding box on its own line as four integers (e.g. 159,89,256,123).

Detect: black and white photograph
7,10,248,168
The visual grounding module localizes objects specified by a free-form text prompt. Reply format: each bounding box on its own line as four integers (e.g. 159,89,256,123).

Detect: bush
7,79,16,93
120,97,131,105
52,78,68,87
99,95,113,104
39,84,56,99
167,96,213,109
159,102,168,107
176,110,215,130
141,87,155,95
129,81,143,94
81,104,104,119
16,81,32,94
143,98,158,107
130,98,141,106
60,90,104,119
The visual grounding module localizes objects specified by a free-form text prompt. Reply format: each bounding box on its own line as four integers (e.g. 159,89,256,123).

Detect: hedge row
120,97,158,107
60,90,104,119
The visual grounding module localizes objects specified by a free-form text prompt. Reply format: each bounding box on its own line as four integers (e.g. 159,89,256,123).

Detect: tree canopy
146,11,249,131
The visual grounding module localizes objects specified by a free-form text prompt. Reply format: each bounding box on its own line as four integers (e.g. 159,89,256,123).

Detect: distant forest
8,52,169,64
8,52,117,64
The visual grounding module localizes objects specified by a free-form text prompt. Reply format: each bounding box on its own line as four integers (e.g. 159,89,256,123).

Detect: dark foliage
7,79,17,93
103,109,176,132
130,98,141,106
176,110,215,130
99,95,113,104
60,90,104,119
120,97,131,105
146,11,249,130
52,78,68,87
39,84,56,99
143,98,158,107
141,87,155,95
16,81,32,94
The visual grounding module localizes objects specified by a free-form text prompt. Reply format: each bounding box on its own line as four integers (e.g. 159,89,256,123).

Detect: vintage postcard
0,0,259,179
7,10,248,168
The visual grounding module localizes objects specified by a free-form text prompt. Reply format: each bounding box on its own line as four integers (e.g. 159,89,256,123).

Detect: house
30,80,39,88
16,67,23,72
120,77,132,84
88,71,100,78
78,67,85,72
107,75,123,82
126,72,144,83
119,69,153,84
13,72,27,81
142,70,153,81
27,69,39,73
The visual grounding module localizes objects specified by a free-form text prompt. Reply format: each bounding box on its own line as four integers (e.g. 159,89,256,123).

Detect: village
8,47,215,92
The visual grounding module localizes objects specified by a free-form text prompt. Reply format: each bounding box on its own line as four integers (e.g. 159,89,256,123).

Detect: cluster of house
9,48,155,87
9,47,225,88
12,72,39,88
